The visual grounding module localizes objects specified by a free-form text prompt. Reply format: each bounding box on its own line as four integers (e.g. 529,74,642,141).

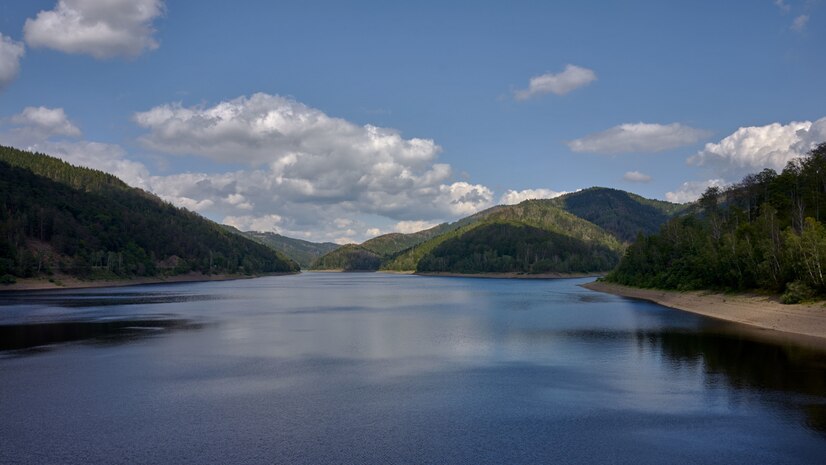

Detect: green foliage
781,281,816,304
551,187,685,243
606,142,826,301
311,207,508,271
0,145,298,280
385,198,629,273
417,222,619,274
311,244,382,270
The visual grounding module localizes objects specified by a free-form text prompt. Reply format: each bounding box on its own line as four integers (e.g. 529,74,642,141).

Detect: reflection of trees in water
639,329,826,433
0,318,201,352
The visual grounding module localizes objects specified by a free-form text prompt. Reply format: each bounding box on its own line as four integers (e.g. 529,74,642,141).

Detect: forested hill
237,230,339,269
551,188,686,243
387,199,626,274
606,143,826,303
0,145,298,282
309,206,506,270
312,187,682,274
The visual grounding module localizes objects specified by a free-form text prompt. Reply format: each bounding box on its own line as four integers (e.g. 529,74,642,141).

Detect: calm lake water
1,273,825,464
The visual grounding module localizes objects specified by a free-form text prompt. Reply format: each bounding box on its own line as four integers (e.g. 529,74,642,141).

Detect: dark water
1,273,825,464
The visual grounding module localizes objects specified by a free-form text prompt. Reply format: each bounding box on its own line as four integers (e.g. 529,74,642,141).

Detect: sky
0,0,825,243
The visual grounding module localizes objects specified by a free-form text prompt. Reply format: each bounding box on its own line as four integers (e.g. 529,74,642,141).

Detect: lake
1,273,825,464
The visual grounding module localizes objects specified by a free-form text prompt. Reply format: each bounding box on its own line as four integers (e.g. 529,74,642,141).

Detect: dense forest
0,146,298,282
417,222,619,274
606,143,826,303
551,187,686,243
311,244,382,271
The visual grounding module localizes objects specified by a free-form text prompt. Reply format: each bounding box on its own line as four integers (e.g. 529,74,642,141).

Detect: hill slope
313,187,680,274
239,231,339,269
551,187,685,243
0,145,298,281
310,207,507,270
386,198,626,273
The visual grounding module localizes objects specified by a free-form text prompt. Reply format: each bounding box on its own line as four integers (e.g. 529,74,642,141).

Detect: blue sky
1,0,825,242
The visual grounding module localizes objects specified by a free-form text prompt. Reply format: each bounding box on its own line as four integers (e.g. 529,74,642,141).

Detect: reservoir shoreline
583,280,826,341
0,271,298,292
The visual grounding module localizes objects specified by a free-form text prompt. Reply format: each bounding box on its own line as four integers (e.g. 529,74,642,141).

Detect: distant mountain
313,187,683,274
238,231,339,269
0,145,298,282
311,244,383,271
386,196,626,273
310,206,507,271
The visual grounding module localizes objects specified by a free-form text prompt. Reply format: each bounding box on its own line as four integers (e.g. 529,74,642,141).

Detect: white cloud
514,64,596,101
10,106,81,139
774,0,790,13
24,0,164,59
499,188,567,205
133,93,495,225
791,14,809,31
365,228,383,237
0,34,25,91
394,220,438,234
665,179,726,203
223,214,283,233
622,171,652,183
688,117,826,176
568,122,711,154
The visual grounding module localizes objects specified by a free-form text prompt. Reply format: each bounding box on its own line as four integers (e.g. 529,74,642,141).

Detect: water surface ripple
1,273,824,464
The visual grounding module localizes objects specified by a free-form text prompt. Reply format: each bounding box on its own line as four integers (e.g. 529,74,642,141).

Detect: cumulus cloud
499,188,567,205
10,106,81,140
688,117,826,176
24,0,164,59
394,220,439,234
0,34,25,91
568,122,711,154
514,64,596,101
665,179,726,204
365,228,383,237
791,14,809,31
132,93,495,223
622,171,652,183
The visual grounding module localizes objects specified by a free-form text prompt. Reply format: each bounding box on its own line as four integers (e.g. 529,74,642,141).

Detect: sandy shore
0,272,297,292
416,271,605,279
583,281,826,340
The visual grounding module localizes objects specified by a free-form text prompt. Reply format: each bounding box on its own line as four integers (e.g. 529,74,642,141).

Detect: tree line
0,146,298,281
606,143,826,303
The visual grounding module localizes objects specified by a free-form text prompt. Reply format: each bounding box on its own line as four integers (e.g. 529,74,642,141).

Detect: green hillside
239,230,339,269
417,222,619,274
387,199,626,274
0,145,298,282
311,244,382,270
605,143,826,303
315,187,680,274
552,187,686,243
310,206,507,270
